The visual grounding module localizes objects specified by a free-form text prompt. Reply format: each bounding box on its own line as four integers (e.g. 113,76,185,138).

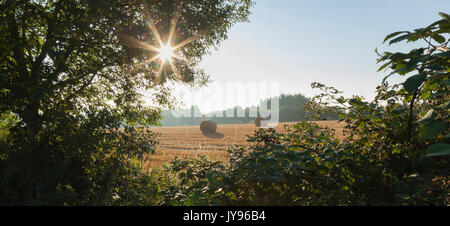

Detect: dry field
145,120,345,168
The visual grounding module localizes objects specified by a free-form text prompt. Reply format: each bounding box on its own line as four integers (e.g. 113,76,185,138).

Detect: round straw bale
200,120,217,134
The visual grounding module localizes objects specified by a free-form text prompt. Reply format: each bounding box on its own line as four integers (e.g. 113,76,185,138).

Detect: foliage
376,12,450,157
0,0,252,205
0,112,17,140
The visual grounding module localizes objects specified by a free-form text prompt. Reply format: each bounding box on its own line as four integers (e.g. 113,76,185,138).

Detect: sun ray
126,53,160,75
141,54,161,66
171,52,184,61
167,0,183,46
140,3,165,47
172,30,208,50
154,61,165,84
148,19,164,47
118,32,160,52
169,60,181,79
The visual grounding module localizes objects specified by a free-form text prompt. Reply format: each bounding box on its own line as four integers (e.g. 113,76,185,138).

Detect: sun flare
118,1,210,82
157,44,175,62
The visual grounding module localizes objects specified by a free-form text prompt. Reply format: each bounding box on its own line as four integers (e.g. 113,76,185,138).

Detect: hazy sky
174,0,448,112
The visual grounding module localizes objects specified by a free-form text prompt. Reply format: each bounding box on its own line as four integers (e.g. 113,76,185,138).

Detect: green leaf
387,63,409,77
388,52,408,62
420,92,431,100
426,143,450,157
383,31,410,44
435,51,450,58
403,73,427,93
431,34,445,44
389,33,412,45
377,62,391,72
419,120,445,141
422,80,439,92
407,33,421,42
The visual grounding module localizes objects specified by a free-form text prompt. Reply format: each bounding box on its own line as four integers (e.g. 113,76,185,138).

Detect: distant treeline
159,93,340,126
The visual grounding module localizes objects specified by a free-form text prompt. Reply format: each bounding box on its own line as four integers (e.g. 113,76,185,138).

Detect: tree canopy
0,0,253,204
0,0,252,144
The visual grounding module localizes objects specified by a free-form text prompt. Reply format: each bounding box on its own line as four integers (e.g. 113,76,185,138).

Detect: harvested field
143,149,230,168
145,120,345,167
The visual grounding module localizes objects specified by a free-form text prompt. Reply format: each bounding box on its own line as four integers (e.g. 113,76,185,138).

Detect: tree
0,0,252,205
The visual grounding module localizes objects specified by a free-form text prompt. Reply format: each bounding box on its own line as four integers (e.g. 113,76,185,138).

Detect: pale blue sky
179,0,449,112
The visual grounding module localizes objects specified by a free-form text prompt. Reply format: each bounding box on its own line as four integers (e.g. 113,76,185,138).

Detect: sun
118,1,210,81
157,44,175,62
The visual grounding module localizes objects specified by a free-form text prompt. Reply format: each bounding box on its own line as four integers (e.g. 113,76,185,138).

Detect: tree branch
7,7,29,78
30,2,62,78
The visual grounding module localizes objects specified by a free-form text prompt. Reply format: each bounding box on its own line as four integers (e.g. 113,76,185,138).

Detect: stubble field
144,120,345,168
